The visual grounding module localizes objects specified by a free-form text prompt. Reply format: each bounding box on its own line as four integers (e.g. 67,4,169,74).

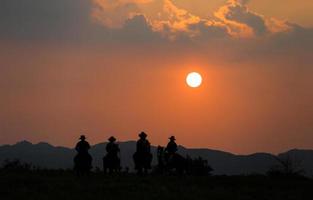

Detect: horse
156,146,188,175
103,153,121,174
74,152,92,176
133,151,152,174
156,146,213,175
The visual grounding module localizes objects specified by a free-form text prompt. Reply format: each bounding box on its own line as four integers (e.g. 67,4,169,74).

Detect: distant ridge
1,141,313,176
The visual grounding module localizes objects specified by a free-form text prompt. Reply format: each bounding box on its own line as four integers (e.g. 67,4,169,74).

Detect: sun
186,72,202,88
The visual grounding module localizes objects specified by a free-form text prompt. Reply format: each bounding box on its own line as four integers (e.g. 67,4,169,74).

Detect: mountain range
1,141,313,176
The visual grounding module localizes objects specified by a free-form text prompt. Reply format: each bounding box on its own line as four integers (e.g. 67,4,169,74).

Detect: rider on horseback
136,132,151,155
166,136,178,154
103,136,120,173
157,136,186,174
74,135,92,174
133,132,152,174
106,136,120,156
165,136,178,162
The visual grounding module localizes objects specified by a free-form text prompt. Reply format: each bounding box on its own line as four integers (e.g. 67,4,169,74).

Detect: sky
0,0,312,154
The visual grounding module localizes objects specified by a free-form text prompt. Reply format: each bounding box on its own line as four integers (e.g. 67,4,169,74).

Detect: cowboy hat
108,136,116,142
138,131,147,138
79,135,86,140
169,136,176,140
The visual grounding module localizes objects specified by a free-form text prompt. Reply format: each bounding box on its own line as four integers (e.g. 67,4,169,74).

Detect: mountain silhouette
1,141,313,176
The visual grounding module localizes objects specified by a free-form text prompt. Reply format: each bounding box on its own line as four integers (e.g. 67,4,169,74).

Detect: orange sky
0,0,312,154
0,42,312,154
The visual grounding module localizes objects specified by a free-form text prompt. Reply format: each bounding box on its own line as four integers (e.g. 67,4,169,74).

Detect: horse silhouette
103,154,121,174
156,146,213,175
74,153,92,175
157,146,186,174
133,151,152,174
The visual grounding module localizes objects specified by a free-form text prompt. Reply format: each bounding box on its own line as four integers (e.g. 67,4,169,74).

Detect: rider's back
106,142,119,155
76,140,90,154
166,141,178,154
136,139,150,154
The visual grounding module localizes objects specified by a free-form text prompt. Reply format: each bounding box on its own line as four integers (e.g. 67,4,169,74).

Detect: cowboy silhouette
164,136,178,164
74,135,92,175
133,132,152,174
165,136,178,155
103,136,121,173
75,135,90,153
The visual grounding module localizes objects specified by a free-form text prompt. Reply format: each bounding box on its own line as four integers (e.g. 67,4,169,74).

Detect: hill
1,141,313,175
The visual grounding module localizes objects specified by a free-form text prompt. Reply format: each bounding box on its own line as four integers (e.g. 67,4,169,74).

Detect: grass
0,171,312,200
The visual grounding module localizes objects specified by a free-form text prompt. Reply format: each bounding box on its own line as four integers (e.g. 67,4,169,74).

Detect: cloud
149,0,201,37
92,0,153,28
0,0,311,46
213,0,295,38
92,0,203,39
91,0,298,40
111,14,162,42
91,0,229,40
214,0,265,37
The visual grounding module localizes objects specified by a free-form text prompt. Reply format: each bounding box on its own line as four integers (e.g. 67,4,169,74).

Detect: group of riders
74,132,180,175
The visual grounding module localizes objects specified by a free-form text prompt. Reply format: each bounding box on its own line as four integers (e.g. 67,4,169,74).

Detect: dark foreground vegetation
1,168,313,200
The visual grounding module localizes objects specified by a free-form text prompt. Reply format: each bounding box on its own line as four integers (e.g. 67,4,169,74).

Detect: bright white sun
186,72,202,88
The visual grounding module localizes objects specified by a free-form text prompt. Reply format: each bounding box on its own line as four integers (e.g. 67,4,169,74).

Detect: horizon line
1,140,312,157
